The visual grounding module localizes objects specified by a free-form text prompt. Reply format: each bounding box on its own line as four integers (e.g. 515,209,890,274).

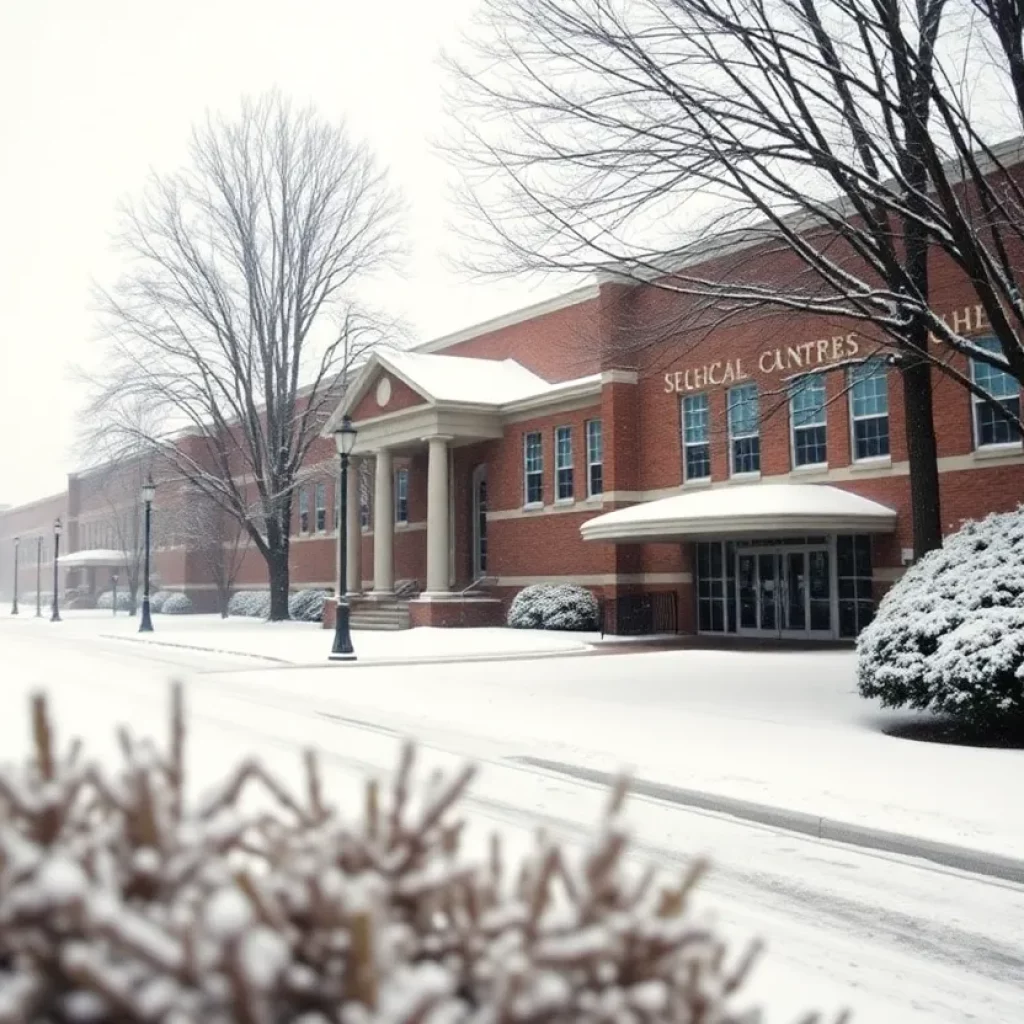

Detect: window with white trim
789,374,827,467
849,360,890,460
315,482,327,532
334,478,340,531
394,468,409,524
586,419,603,497
971,336,1021,448
298,488,310,533
524,431,543,505
727,383,760,475
682,394,711,481
555,425,574,501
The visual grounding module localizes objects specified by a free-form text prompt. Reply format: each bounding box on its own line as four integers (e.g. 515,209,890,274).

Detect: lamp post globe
330,415,358,661
11,536,19,616
50,518,62,622
139,475,156,633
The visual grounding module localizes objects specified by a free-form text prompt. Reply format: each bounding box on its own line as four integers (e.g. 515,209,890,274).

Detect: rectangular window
789,374,828,467
394,468,408,524
837,534,875,637
334,478,341,531
315,482,327,532
359,460,372,530
682,394,711,481
971,337,1022,448
524,431,543,505
695,540,738,634
555,425,574,501
849,360,890,460
727,383,760,475
298,488,309,533
586,419,603,497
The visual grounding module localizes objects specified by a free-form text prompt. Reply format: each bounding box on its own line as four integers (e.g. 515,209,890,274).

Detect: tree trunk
265,526,291,621
901,357,943,557
218,586,230,619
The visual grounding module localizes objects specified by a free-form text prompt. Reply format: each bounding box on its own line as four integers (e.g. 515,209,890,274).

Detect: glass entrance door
736,544,834,638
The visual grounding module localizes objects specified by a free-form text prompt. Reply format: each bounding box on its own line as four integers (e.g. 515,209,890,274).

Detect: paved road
3,624,1023,1023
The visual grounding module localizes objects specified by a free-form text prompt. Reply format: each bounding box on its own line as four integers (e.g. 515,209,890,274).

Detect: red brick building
3,268,1022,639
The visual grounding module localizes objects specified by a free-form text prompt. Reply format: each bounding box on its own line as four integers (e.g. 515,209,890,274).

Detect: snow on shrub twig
0,687,851,1023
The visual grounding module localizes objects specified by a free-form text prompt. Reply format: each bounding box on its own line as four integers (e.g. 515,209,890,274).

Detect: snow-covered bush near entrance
96,589,133,612
288,588,329,622
149,589,175,613
858,508,1024,728
508,583,600,631
227,590,272,618
0,687,838,1023
160,592,193,615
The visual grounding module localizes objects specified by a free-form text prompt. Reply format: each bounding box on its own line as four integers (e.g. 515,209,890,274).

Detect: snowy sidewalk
4,611,595,665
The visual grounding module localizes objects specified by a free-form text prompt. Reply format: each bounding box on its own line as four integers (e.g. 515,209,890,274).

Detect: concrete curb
510,756,1024,886
99,633,595,669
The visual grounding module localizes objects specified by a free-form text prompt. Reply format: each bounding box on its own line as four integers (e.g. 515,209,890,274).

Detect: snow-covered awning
58,549,131,569
580,484,897,543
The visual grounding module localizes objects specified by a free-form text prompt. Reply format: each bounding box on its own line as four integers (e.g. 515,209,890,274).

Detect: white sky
0,0,568,507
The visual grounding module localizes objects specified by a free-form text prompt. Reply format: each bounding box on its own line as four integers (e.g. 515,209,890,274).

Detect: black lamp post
51,518,62,622
139,475,155,633
11,537,19,615
35,536,42,617
111,574,119,616
330,415,358,661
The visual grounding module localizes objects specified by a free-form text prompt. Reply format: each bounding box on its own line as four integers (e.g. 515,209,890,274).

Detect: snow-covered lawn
193,645,1024,860
25,610,594,664
3,628,1022,1022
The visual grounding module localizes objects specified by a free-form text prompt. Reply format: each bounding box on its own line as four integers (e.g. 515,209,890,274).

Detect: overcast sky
0,0,567,507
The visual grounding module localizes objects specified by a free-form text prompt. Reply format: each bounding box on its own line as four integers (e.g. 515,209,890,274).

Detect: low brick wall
408,597,504,628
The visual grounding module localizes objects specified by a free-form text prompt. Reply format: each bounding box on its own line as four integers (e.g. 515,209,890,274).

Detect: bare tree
170,487,250,617
92,457,149,615
447,0,1024,556
83,92,403,619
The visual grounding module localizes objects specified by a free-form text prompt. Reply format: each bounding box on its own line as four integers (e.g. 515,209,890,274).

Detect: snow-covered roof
381,350,555,405
327,348,602,432
59,549,131,569
581,484,897,543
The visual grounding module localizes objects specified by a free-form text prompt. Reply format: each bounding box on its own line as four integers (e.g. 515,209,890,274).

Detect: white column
372,449,394,595
345,455,362,595
426,436,451,595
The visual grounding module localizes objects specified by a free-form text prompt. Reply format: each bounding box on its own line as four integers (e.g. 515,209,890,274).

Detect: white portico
323,348,602,613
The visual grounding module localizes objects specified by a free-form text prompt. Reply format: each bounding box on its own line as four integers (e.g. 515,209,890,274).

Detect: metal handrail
460,575,497,596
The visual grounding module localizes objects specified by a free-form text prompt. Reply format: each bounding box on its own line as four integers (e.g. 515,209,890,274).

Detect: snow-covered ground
36,610,594,663
1,621,1022,1022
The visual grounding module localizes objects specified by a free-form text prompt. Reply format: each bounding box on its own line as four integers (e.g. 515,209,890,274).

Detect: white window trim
523,431,544,508
789,374,828,470
727,383,760,478
970,345,1023,452
681,394,712,482
848,364,891,464
394,468,409,525
585,419,603,498
554,425,574,504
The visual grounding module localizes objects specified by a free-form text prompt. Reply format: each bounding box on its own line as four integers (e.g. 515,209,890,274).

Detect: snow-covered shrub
160,592,193,615
227,590,271,618
149,589,175,613
0,688,838,1024
288,588,329,622
96,589,133,612
508,583,600,631
858,508,1024,729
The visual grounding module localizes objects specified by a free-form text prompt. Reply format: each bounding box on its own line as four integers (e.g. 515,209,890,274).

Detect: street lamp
35,536,42,617
11,537,19,615
330,415,358,661
51,519,62,622
139,475,156,633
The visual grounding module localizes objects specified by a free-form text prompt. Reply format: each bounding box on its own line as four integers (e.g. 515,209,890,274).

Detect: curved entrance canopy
580,483,897,543
58,549,130,569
